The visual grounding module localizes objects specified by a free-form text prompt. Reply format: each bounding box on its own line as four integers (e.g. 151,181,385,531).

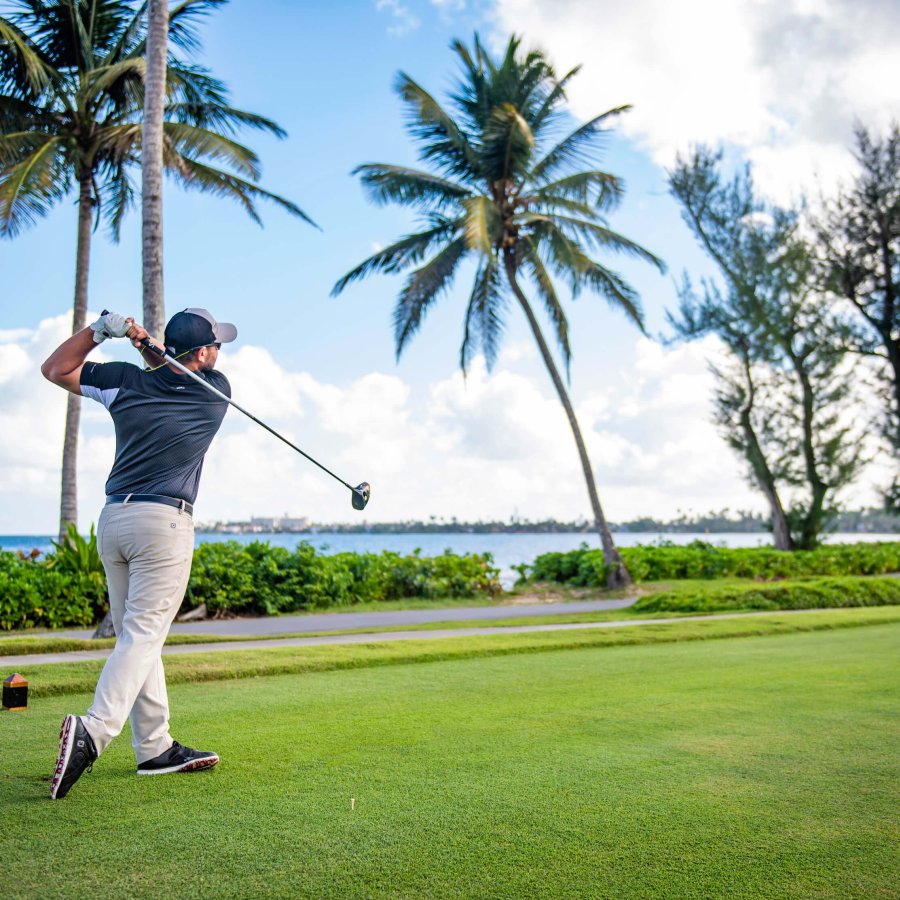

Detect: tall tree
0,0,315,540
142,0,167,336
334,35,664,588
670,147,863,548
672,274,794,549
816,124,900,493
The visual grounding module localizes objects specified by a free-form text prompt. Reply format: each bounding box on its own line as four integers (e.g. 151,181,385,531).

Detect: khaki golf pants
83,500,194,763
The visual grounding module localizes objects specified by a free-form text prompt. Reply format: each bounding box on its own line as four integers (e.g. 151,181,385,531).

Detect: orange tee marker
2,673,28,711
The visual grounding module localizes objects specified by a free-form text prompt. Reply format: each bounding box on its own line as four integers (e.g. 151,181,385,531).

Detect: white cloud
375,0,421,36
0,314,888,533
491,0,900,201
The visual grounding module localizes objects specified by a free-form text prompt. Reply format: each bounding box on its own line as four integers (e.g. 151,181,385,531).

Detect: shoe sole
136,755,219,776
50,715,76,800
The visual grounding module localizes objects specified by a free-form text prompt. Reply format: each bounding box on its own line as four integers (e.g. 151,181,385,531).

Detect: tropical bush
633,577,900,613
0,540,501,629
0,545,103,631
185,541,501,616
521,541,900,587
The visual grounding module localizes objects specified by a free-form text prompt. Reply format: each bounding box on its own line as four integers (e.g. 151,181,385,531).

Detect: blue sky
0,0,895,531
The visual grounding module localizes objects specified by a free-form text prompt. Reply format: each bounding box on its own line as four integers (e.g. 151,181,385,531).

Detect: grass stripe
15,606,900,699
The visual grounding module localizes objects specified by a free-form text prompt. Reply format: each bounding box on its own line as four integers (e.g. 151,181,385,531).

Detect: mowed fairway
2,624,898,898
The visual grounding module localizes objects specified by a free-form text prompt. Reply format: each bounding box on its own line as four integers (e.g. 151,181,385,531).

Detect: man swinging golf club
42,308,237,799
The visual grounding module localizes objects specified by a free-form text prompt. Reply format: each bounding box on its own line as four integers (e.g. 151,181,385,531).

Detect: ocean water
4,531,896,586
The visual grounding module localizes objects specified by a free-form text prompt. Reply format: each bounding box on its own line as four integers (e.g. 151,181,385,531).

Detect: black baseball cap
164,308,238,355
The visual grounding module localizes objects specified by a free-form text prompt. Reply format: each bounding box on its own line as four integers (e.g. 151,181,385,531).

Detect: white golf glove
90,311,131,343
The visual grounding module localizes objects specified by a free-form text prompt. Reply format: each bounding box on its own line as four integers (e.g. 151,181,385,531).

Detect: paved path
10,598,637,642
0,609,807,668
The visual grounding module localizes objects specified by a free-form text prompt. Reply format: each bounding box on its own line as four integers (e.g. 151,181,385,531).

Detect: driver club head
351,482,371,510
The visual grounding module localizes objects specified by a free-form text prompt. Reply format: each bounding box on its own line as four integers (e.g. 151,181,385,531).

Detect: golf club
106,314,370,510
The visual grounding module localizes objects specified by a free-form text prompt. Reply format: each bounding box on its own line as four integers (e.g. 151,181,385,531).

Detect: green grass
1,622,897,898
8,606,900,699
4,576,897,658
0,607,717,658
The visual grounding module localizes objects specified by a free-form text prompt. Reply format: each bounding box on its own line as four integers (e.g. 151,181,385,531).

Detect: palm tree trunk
58,172,94,542
95,0,169,639
142,0,168,337
503,250,632,588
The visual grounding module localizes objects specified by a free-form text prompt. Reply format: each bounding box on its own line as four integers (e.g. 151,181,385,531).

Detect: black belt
107,493,193,515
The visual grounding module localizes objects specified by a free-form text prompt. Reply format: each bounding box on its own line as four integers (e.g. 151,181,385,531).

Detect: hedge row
3,538,899,632
523,541,900,586
185,541,501,616
0,552,106,631
633,576,900,614
0,541,502,631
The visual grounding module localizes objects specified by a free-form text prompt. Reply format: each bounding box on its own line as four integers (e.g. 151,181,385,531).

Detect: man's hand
128,323,170,368
90,311,133,344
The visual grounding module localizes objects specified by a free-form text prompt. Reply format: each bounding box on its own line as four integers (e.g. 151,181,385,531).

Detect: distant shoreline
3,527,899,539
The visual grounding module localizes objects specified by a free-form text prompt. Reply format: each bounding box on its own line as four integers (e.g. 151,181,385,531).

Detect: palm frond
332,218,463,296
167,0,228,54
164,60,228,105
99,0,146,66
394,237,468,356
529,106,629,183
0,129,55,166
78,56,145,105
164,121,262,179
71,1,96,71
169,155,318,228
460,255,506,372
0,17,55,97
519,235,571,376
354,163,471,209
164,102,285,137
93,121,141,159
0,93,50,130
539,222,646,331
524,169,622,210
550,213,666,271
462,195,501,254
481,100,534,182
450,37,478,79
531,64,580,132
0,134,66,237
96,160,135,241
395,72,478,181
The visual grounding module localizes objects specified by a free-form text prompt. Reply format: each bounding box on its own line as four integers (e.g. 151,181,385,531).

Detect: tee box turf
2,673,28,711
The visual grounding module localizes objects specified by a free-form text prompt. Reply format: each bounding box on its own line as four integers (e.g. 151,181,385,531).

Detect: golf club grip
133,337,356,493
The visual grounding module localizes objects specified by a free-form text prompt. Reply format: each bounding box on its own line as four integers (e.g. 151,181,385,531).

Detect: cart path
7,597,638,642
0,609,814,667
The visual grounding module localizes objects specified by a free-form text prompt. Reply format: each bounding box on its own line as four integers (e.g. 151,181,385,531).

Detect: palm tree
142,0,167,335
333,35,663,588
0,0,316,540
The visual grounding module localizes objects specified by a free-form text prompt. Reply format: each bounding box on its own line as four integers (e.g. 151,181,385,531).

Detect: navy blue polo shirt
80,361,230,504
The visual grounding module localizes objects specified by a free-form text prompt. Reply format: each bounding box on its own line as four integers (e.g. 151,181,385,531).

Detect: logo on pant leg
170,523,176,528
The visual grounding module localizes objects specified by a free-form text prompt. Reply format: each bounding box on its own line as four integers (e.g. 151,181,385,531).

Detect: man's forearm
41,327,97,392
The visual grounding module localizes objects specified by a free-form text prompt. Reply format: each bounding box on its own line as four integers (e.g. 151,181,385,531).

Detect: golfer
42,308,237,800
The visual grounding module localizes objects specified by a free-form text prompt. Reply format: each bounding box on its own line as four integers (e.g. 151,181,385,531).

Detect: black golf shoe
50,715,97,800
137,741,219,775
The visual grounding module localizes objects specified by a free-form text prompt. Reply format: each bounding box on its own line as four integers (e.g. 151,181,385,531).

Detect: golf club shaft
138,337,356,493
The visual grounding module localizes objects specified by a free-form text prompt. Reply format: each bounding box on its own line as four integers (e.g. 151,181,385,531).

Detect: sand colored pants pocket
85,501,194,763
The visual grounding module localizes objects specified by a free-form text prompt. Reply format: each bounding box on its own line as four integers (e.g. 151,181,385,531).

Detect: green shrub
522,541,900,587
0,539,502,629
632,576,900,613
0,550,100,630
184,541,501,616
